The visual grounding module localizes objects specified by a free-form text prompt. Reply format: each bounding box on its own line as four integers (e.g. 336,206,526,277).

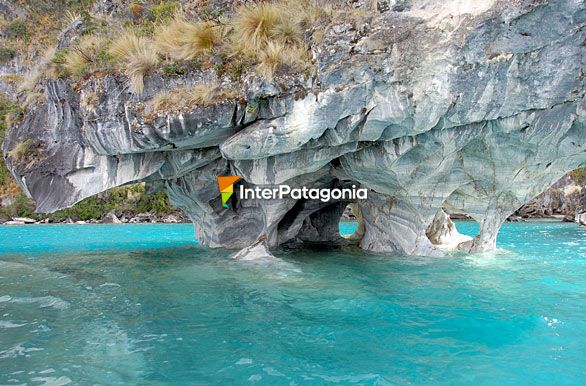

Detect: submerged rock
230,237,274,261
2,0,585,256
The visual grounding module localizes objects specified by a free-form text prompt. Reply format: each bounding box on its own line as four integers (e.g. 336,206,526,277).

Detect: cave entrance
339,203,364,242
449,213,479,240
276,199,355,246
296,201,348,243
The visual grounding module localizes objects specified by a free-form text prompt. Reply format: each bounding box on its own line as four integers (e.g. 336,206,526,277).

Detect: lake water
1,221,585,385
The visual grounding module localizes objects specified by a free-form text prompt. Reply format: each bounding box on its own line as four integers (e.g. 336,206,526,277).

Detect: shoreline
0,216,578,226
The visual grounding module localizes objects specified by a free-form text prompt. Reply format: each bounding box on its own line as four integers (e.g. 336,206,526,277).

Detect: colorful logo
217,176,241,208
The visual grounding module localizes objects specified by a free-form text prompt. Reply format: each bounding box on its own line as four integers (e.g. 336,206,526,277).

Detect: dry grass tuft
8,140,33,160
109,31,159,95
232,3,281,51
229,1,319,79
270,15,303,45
63,35,106,77
17,48,59,95
283,0,333,28
256,41,310,79
154,17,224,61
64,10,82,25
256,41,285,79
151,83,239,112
22,92,45,110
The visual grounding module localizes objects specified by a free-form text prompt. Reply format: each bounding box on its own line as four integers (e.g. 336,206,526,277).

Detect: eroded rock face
517,168,585,218
3,0,585,257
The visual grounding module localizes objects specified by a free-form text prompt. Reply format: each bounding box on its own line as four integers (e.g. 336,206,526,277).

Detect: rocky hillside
1,0,585,258
0,0,188,219
516,168,586,220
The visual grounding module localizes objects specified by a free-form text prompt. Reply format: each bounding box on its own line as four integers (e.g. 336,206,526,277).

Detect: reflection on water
0,221,585,384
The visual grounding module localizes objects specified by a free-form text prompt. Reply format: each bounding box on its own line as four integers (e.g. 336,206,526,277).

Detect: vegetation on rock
151,83,238,112
7,140,33,160
108,31,159,94
16,0,329,100
154,16,225,61
1,0,583,229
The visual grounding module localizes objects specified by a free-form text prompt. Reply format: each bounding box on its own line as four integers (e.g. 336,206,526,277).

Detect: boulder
102,210,122,224
129,213,157,223
576,212,586,226
161,215,179,223
11,217,36,224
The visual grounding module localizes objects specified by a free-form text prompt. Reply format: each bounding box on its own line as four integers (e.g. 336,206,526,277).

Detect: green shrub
161,61,188,76
65,196,107,220
3,19,28,40
151,1,179,23
0,162,10,187
0,181,179,220
0,94,19,130
49,183,177,220
0,192,37,219
135,190,175,215
570,168,586,186
59,0,94,15
136,22,155,37
199,6,225,22
14,194,36,217
0,48,15,64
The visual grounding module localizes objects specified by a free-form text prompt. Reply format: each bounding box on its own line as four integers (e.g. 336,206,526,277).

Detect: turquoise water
1,221,586,385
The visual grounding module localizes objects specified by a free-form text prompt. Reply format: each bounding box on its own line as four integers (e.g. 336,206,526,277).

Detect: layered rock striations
3,0,585,257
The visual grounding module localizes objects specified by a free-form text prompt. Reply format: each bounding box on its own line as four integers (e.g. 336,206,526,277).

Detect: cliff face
3,0,585,257
516,169,585,219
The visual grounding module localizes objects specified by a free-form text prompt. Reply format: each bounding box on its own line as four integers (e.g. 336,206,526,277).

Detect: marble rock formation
3,0,585,258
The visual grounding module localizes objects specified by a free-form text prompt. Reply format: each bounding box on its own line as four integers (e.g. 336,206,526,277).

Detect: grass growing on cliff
152,0,322,83
62,35,109,78
12,0,330,105
0,95,21,187
228,1,317,79
151,83,239,112
18,48,60,95
108,31,159,95
0,47,15,64
232,3,283,51
151,1,180,23
0,94,19,136
256,41,311,79
7,140,33,160
3,19,29,40
154,17,225,61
